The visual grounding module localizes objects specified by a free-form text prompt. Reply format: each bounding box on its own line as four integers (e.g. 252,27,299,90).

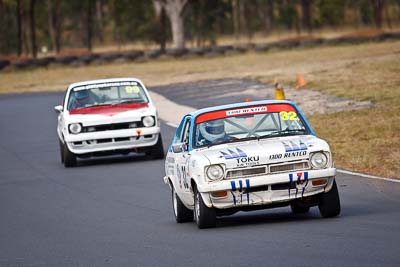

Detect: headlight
142,116,155,127
206,165,224,181
310,152,328,169
69,123,82,134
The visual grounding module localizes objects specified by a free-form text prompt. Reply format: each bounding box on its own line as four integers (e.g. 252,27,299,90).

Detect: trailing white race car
55,78,164,167
164,100,340,228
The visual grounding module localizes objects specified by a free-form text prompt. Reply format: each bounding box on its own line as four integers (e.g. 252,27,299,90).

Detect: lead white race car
164,100,340,228
55,78,164,167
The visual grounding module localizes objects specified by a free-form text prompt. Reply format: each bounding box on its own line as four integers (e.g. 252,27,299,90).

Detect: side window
181,119,191,149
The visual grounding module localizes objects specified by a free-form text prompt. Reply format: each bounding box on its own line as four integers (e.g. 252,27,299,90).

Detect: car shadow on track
75,153,163,168
216,209,327,228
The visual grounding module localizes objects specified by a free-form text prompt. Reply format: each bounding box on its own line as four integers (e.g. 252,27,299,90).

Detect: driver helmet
199,119,225,142
75,89,90,101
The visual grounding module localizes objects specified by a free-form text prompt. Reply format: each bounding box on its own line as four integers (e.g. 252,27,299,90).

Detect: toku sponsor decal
220,148,260,167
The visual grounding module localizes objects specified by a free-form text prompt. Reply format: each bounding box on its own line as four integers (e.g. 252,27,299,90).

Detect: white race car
55,78,164,167
164,100,340,228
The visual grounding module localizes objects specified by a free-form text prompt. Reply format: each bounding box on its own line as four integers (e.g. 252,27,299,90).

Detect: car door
173,116,193,203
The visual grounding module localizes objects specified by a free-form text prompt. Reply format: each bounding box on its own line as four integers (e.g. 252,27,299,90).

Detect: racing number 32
280,111,299,121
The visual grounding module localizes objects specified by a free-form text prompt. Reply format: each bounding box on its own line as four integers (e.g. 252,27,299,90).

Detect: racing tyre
290,204,310,214
59,139,64,163
318,180,341,218
194,188,216,229
172,186,193,223
148,134,165,159
63,142,77,168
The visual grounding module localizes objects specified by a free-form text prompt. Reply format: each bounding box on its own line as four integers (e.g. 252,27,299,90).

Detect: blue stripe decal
245,179,250,205
230,181,236,191
239,180,243,203
230,181,237,205
289,174,293,198
304,171,309,181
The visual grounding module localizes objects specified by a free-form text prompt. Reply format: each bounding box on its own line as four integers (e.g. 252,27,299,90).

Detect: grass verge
0,41,399,178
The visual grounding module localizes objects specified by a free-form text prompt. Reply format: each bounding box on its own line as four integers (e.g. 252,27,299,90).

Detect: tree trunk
154,0,188,49
86,0,93,51
29,0,37,58
16,0,23,56
47,0,61,54
259,0,274,36
231,0,240,40
371,0,384,28
301,0,313,34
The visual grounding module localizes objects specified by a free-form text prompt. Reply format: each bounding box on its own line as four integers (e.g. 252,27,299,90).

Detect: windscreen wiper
258,129,307,140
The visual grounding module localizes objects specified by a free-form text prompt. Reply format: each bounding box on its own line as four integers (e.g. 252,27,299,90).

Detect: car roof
189,100,298,117
67,77,144,90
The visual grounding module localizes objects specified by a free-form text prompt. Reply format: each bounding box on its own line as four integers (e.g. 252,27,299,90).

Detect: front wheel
63,142,77,168
318,180,341,218
194,188,216,229
172,186,193,223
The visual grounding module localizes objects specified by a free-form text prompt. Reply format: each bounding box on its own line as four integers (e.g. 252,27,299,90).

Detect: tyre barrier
145,49,163,59
12,59,35,69
123,50,144,61
35,57,56,67
165,48,188,57
99,52,124,62
79,54,99,64
54,56,79,65
0,60,10,70
2,31,400,72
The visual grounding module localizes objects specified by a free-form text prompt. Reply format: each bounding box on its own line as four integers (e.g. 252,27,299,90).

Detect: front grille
269,161,309,174
83,121,143,132
226,166,267,179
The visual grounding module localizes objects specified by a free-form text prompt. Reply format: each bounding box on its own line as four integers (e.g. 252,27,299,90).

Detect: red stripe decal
69,103,148,116
196,104,295,123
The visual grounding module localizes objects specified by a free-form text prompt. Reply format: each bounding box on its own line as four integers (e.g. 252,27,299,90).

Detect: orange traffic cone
296,74,307,89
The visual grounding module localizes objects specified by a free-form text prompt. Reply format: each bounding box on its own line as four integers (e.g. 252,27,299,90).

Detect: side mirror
54,105,63,113
172,142,187,153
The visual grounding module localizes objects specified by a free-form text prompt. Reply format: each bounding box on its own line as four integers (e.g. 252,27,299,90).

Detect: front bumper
64,126,160,154
197,168,336,209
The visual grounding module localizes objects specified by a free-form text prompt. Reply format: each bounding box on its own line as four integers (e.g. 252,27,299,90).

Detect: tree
153,0,188,49
371,0,384,28
301,0,313,34
29,0,37,58
47,0,61,53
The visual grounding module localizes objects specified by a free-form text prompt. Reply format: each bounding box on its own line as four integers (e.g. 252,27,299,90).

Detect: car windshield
194,104,308,148
67,81,148,110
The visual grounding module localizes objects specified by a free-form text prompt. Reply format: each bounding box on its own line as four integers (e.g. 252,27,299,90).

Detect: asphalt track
0,92,399,267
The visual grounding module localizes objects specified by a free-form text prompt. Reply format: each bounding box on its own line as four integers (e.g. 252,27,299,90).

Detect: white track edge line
337,169,399,183
161,120,399,183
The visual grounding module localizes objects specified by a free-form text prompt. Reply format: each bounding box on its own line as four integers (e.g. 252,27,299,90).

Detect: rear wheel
318,180,341,218
147,134,164,159
63,142,77,168
194,188,216,229
172,186,193,223
290,204,310,214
